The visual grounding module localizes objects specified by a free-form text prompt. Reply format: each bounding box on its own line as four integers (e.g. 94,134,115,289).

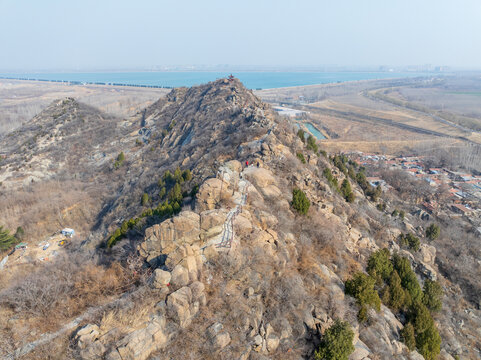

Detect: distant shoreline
0,76,170,89
0,75,407,92
0,71,434,90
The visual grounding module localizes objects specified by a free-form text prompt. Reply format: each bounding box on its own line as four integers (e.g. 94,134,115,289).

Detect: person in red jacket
245,160,249,167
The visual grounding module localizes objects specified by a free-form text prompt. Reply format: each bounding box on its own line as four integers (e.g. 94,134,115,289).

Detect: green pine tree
422,279,443,312
401,322,416,351
314,320,355,360
0,225,18,251
367,248,393,285
291,188,310,215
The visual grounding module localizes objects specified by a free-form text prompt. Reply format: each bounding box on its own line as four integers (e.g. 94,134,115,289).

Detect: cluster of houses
353,152,481,222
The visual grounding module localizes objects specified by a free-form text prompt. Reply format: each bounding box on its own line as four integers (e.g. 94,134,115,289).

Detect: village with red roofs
352,152,481,234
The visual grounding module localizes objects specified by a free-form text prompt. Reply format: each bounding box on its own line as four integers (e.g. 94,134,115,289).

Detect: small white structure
272,106,307,118
0,255,8,270
61,228,75,238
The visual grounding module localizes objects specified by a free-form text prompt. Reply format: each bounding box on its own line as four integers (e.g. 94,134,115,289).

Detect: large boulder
79,341,106,360
207,322,231,350
266,334,280,352
170,264,190,288
75,324,100,350
151,269,171,288
359,306,405,356
243,167,277,189
200,209,227,241
225,160,242,173
166,286,200,328
190,281,207,306
419,244,436,265
165,244,203,281
350,339,371,360
260,184,282,199
114,315,167,360
138,211,201,267
196,178,230,212
439,349,456,360
234,213,253,237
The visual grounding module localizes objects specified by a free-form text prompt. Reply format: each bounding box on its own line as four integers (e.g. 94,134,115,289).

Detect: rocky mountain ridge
0,78,479,360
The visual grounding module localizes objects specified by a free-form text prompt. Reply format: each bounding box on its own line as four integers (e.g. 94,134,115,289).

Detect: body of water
0,71,427,89
294,121,326,140
304,122,326,140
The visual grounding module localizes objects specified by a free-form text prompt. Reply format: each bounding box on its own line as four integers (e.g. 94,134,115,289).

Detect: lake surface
0,71,427,89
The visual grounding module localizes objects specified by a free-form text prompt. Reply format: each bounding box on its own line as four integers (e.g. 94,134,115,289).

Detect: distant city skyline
1,0,480,71
0,64,464,73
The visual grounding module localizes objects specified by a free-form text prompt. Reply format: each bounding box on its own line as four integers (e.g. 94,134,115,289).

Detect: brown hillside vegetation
0,78,479,360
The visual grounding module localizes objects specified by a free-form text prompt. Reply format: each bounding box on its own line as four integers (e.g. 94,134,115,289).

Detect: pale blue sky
1,0,480,71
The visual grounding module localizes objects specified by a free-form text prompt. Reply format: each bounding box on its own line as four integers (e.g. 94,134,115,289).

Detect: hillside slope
0,79,479,360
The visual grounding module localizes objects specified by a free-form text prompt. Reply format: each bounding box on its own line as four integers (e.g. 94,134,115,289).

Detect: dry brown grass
99,296,154,334
0,79,168,135
22,334,72,360
0,254,138,335
0,180,102,245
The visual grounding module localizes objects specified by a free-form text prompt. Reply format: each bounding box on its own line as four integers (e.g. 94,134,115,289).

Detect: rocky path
5,296,125,360
215,178,249,250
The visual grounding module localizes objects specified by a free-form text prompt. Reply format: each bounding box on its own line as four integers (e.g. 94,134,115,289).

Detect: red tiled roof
452,204,471,213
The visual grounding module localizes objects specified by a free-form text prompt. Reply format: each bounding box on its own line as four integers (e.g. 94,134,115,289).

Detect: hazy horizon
1,0,481,71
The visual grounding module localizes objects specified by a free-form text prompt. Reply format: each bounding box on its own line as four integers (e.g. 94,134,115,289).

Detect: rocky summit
0,78,479,360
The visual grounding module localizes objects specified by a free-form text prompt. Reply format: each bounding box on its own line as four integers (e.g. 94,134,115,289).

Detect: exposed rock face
75,324,100,350
200,209,227,241
195,178,228,212
165,243,203,276
170,264,190,288
417,261,437,281
419,243,436,265
138,211,201,267
77,316,169,360
151,269,171,288
207,322,231,350
265,334,280,352
113,315,168,360
359,307,406,357
350,339,371,360
167,286,194,328
166,282,205,328
243,167,277,189
345,226,379,255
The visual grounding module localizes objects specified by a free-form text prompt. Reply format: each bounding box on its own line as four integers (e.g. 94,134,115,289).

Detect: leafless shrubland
379,168,433,202
0,249,140,356
413,142,481,173
0,180,102,242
